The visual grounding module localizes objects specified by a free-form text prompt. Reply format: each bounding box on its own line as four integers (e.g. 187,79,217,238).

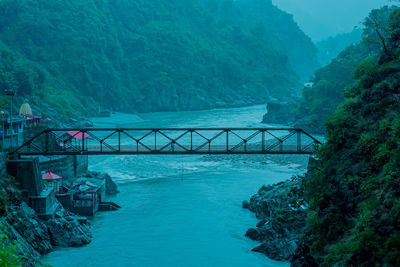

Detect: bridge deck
12,128,321,156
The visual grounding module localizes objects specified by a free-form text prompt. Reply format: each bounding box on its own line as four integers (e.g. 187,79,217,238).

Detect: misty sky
272,0,395,41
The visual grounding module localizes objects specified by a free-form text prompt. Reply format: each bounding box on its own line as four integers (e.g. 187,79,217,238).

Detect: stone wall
40,155,88,179
7,158,43,197
0,154,7,177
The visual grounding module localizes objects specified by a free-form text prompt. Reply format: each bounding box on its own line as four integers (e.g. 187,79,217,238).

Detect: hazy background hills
272,0,391,41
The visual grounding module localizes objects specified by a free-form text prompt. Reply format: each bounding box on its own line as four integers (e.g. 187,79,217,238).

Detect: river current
43,105,305,267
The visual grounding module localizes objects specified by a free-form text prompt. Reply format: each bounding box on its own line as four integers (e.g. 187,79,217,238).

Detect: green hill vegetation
294,6,398,132
0,224,22,267
0,177,22,267
295,8,400,266
295,42,375,132
0,0,318,118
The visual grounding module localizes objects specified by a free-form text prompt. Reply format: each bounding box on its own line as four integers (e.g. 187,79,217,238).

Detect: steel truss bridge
12,128,321,157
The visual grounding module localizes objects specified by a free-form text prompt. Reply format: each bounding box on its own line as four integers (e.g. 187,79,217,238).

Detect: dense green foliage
295,6,398,132
295,43,376,131
316,29,363,66
0,221,22,267
0,96,9,111
0,176,23,267
0,41,93,118
0,0,317,117
300,9,400,266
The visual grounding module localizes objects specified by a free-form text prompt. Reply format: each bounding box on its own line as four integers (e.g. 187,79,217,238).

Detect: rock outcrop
262,102,294,125
6,202,53,254
5,200,92,266
2,221,41,267
243,177,306,261
85,171,120,195
46,205,92,247
261,102,325,134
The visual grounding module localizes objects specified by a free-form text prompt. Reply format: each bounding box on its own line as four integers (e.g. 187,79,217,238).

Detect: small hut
42,169,62,192
70,179,105,216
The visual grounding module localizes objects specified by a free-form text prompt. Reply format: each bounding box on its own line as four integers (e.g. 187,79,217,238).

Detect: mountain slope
0,0,318,117
293,6,398,132
293,8,400,266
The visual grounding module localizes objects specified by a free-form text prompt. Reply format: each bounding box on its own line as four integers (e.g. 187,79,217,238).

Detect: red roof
68,131,90,140
42,169,62,180
26,115,40,119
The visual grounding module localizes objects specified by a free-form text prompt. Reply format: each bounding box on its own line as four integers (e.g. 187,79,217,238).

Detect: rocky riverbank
84,171,120,195
1,170,120,266
4,201,91,266
262,102,325,134
243,176,306,261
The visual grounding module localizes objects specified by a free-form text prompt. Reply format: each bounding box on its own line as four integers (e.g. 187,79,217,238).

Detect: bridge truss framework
12,128,321,157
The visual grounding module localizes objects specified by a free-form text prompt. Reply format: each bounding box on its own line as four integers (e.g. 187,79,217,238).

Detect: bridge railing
12,128,321,156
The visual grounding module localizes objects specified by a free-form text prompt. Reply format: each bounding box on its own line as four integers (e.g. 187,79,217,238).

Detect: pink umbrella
68,131,90,140
42,169,62,180
45,117,51,121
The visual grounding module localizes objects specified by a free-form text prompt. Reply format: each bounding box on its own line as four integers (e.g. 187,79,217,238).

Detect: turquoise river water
43,105,306,267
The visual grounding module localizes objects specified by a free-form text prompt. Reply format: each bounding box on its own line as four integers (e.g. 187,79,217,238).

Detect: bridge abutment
7,158,58,218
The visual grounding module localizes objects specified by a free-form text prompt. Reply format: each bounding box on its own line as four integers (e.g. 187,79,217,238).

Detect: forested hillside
0,0,317,118
294,43,375,132
293,9,400,266
294,6,398,132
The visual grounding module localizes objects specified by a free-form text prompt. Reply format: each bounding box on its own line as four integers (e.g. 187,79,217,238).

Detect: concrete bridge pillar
7,157,43,199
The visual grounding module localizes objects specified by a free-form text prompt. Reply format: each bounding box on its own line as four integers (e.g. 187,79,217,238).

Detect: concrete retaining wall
0,154,7,177
40,155,88,179
2,155,88,180
7,158,43,197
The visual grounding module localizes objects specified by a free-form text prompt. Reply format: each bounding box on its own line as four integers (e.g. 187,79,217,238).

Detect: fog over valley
272,0,392,40
1,1,400,267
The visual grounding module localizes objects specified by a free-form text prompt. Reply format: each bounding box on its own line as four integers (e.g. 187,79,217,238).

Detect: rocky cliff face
262,103,295,125
6,203,53,255
261,102,326,134
2,220,41,267
5,201,92,266
243,177,306,261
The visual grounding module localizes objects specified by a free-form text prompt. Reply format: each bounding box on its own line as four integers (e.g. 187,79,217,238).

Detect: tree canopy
0,0,318,118
297,8,400,266
294,6,398,133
